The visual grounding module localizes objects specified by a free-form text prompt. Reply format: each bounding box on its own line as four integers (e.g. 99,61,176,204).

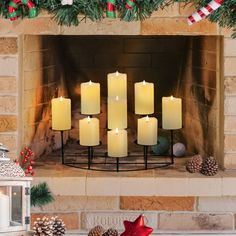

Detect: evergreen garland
1,0,236,36
31,182,54,207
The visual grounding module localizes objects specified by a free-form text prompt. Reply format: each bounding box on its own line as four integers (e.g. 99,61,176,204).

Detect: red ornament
120,214,153,236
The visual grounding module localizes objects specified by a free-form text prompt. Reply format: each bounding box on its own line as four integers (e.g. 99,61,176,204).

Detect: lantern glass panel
11,186,23,225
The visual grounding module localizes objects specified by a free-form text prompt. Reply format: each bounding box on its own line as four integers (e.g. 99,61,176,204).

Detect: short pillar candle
81,80,100,115
107,71,127,99
135,80,154,115
108,96,127,129
52,96,71,131
79,117,100,146
138,116,158,145
162,96,182,130
108,128,128,157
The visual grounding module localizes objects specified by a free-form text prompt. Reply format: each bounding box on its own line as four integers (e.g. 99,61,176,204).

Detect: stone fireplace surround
1,3,236,233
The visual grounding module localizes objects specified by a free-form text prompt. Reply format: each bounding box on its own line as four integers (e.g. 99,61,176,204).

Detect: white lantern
0,144,32,235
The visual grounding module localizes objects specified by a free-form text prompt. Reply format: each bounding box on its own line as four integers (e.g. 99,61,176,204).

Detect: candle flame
59,96,63,101
143,80,146,85
115,128,119,134
115,96,119,101
116,71,119,76
170,95,174,100
89,80,92,85
145,115,149,122
87,116,91,123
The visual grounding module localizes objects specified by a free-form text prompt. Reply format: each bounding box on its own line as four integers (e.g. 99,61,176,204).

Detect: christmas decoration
61,0,73,5
52,217,66,235
102,228,119,236
151,136,169,155
33,217,53,236
88,225,105,236
188,0,223,25
120,214,153,236
201,156,219,176
173,142,186,157
8,0,37,21
106,0,116,18
186,154,203,173
31,182,54,207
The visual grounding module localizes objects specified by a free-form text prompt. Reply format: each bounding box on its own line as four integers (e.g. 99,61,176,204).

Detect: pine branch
31,182,54,207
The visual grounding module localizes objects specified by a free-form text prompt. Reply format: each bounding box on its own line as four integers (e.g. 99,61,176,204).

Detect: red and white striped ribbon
187,0,223,25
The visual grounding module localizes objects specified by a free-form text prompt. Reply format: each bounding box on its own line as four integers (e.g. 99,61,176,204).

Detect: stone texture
224,38,236,57
31,212,80,230
224,58,236,77
81,211,157,230
120,196,194,211
224,135,236,152
0,115,17,131
0,77,17,93
0,37,18,54
225,77,236,96
158,213,234,230
31,196,119,212
0,56,17,76
179,3,197,16
61,18,141,35
224,116,236,132
0,134,17,150
225,96,236,115
141,18,217,35
0,96,17,113
198,197,236,212
151,3,179,17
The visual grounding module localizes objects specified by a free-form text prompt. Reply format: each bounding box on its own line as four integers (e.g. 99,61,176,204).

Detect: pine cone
52,217,66,235
88,225,105,236
201,156,218,176
186,155,203,173
33,217,53,236
102,228,119,236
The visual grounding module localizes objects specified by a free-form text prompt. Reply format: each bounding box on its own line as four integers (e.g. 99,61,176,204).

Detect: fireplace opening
21,35,223,167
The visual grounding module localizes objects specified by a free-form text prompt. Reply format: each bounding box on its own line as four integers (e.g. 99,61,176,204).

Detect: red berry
25,170,29,175
30,160,35,165
30,171,35,176
15,161,19,165
27,166,33,171
20,151,24,155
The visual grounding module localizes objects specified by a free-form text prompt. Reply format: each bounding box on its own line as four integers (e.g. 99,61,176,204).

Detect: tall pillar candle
79,117,100,146
81,80,100,115
138,116,158,145
162,96,182,130
135,80,154,115
107,71,127,99
108,96,127,129
108,128,128,157
52,96,71,130
0,192,10,228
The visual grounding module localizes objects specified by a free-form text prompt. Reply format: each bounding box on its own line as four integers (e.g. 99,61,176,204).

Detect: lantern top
0,143,9,161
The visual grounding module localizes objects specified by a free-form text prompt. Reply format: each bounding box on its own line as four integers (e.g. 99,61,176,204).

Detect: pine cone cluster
52,217,66,235
88,225,105,236
186,155,203,173
33,217,53,236
201,156,218,176
102,228,119,236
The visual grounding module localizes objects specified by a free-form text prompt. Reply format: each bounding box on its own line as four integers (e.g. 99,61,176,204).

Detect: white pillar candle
135,80,154,115
108,128,128,157
138,116,158,145
107,71,127,99
108,96,127,129
0,192,10,228
52,96,71,131
162,96,182,130
79,117,100,146
81,80,100,115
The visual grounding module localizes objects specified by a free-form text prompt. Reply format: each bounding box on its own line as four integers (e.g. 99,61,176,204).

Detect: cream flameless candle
108,128,128,157
79,117,99,146
52,96,71,130
135,80,154,115
81,80,100,115
162,96,182,130
107,71,127,99
138,116,158,145
108,96,127,129
0,192,10,228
